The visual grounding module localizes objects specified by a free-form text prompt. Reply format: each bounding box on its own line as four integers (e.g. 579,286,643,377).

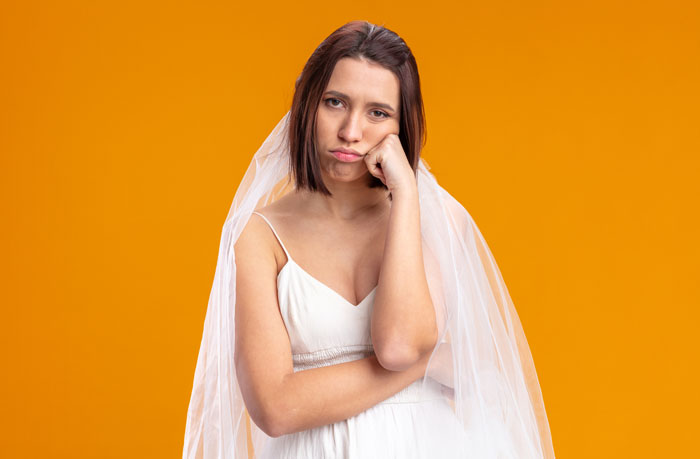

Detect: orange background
2,1,698,457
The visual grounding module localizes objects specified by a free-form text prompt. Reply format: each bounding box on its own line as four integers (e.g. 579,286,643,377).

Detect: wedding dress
182,111,555,458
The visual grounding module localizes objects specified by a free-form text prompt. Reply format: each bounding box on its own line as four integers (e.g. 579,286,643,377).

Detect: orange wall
2,1,698,457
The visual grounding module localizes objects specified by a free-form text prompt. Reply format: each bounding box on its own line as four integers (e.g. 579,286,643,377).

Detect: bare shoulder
234,211,276,268
235,192,304,282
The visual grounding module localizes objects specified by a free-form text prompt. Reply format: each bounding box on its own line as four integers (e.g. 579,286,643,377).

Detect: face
314,57,401,184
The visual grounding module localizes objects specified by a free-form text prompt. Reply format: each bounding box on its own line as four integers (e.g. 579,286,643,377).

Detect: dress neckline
254,210,378,308
278,258,378,308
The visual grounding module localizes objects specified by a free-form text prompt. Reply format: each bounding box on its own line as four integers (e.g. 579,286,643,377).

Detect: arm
275,353,428,436
371,182,439,371
234,215,429,438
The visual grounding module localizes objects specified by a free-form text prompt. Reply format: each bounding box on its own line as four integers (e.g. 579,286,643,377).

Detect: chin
329,173,366,183
324,166,370,183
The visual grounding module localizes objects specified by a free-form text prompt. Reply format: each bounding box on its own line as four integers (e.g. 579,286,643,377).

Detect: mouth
331,149,363,163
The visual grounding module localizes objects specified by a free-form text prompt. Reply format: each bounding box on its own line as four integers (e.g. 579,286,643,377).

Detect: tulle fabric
182,110,555,458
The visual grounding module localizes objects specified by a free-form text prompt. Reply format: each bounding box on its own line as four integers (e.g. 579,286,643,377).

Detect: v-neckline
279,259,378,308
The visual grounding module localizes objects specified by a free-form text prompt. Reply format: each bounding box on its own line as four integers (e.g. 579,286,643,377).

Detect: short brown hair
288,20,427,196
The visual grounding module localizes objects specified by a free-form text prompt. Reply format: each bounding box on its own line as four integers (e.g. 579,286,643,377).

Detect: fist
363,134,415,192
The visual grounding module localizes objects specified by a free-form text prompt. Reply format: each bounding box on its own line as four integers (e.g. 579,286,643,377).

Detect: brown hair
288,20,427,195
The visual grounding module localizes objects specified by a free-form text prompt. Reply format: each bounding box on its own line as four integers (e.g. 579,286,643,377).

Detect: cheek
388,119,400,135
315,115,333,142
372,125,397,143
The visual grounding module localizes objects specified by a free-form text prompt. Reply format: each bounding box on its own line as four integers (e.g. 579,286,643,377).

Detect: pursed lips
331,147,362,156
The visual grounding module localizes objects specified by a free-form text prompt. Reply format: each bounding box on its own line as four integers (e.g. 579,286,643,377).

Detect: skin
233,56,439,438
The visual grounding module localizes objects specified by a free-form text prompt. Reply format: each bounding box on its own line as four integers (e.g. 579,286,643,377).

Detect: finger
364,154,386,184
366,134,390,157
368,162,386,182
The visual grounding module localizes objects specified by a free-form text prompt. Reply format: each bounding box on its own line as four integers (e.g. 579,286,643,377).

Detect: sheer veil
182,110,555,458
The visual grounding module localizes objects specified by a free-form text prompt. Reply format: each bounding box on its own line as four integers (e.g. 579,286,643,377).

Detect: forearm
272,353,427,436
371,183,438,370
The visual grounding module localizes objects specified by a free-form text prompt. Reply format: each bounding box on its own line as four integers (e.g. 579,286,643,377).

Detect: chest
273,218,387,307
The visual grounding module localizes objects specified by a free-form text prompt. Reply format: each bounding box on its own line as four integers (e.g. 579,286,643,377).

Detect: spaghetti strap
251,211,292,261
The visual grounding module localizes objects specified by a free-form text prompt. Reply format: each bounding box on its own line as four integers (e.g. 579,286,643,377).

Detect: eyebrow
323,90,396,112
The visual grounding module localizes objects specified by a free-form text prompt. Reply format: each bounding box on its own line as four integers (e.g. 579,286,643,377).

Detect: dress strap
251,211,292,261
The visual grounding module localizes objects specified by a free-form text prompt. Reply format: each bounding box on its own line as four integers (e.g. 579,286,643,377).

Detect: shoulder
252,191,308,229
235,195,300,270
235,213,274,267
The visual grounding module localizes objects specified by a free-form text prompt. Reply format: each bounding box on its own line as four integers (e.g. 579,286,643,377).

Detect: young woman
183,21,555,459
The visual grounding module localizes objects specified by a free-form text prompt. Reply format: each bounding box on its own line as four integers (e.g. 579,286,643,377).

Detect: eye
371,109,390,119
325,97,343,108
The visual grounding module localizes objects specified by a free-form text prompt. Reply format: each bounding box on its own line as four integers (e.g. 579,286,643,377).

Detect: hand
363,133,415,193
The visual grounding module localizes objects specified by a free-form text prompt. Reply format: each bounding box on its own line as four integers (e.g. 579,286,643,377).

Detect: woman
183,21,555,459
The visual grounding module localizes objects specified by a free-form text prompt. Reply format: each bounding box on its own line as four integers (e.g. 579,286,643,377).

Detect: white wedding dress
183,111,555,458
251,212,473,459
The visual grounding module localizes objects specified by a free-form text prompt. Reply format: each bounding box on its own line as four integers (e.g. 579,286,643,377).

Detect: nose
338,112,362,143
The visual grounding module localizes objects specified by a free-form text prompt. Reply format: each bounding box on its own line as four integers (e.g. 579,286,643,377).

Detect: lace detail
292,344,375,370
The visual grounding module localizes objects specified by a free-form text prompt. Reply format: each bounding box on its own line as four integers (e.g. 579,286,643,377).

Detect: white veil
182,110,555,458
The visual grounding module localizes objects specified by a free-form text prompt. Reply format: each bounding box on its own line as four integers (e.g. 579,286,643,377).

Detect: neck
300,173,390,221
